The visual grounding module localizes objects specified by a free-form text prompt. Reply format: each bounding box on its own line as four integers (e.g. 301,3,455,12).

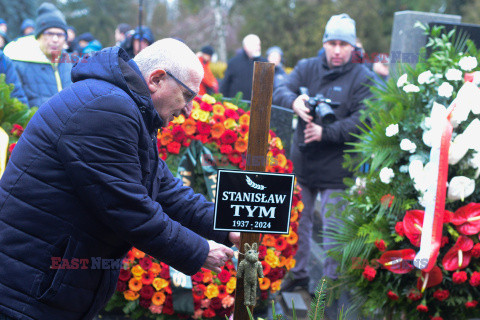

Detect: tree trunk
210,0,230,62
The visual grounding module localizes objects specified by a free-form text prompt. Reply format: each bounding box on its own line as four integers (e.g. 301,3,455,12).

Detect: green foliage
0,0,37,39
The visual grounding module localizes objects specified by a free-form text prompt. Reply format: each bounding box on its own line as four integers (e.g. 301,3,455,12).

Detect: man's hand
304,122,323,143
292,94,313,123
202,240,234,273
229,232,240,249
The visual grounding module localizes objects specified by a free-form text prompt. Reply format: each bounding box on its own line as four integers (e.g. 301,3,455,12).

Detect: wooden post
233,61,275,320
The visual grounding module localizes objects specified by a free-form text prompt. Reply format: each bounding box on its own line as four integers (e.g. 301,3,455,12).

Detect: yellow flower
123,290,139,301
239,114,250,126
191,109,201,120
278,256,286,268
285,257,296,270
152,278,169,291
275,138,284,150
205,283,219,299
213,103,225,116
297,201,304,212
192,100,200,110
226,277,236,293
172,114,185,124
131,265,145,278
202,94,216,105
271,280,282,292
199,110,210,122
224,101,238,110
223,118,237,130
265,250,279,268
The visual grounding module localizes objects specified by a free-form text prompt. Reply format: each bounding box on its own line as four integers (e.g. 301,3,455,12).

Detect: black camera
299,87,337,125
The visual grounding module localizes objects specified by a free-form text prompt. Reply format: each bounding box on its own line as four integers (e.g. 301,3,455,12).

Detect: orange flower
213,103,225,116
234,138,248,153
150,263,161,276
131,248,145,259
285,257,296,270
286,231,298,245
152,277,169,291
151,291,166,306
211,123,225,139
128,277,143,291
297,201,304,212
205,283,219,299
160,131,173,146
259,277,271,290
239,114,250,126
290,209,298,222
203,270,213,283
123,290,139,301
141,271,155,285
271,280,282,292
262,234,276,247
182,118,197,136
276,153,287,167
131,265,145,278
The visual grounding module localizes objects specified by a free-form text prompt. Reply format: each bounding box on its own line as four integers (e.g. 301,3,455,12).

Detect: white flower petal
447,176,475,201
397,74,408,87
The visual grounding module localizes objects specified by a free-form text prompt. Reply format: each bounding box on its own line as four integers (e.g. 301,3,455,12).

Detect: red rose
472,243,480,258
119,269,131,282
217,268,231,284
269,267,286,281
116,280,127,292
387,290,399,300
466,300,478,308
452,271,468,284
139,298,151,309
395,221,405,236
220,129,237,145
433,289,449,301
172,126,186,142
203,308,216,318
210,297,223,310
197,122,211,135
282,244,294,258
416,304,428,312
469,271,480,287
192,272,204,283
139,257,152,270
10,124,24,137
407,289,422,301
167,141,181,154
220,144,233,154
375,239,386,252
139,285,154,300
193,284,206,299
362,265,376,281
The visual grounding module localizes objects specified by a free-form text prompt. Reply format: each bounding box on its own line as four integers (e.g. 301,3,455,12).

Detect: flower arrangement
104,94,303,319
328,25,480,320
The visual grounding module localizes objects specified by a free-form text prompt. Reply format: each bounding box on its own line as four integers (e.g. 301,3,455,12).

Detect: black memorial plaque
214,169,294,234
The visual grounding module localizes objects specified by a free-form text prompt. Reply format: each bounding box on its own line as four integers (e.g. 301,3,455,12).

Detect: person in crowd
0,37,240,320
266,46,287,89
115,22,131,46
197,45,218,95
354,38,388,81
121,25,154,58
0,50,28,105
0,31,8,50
273,13,375,319
65,26,79,53
3,2,72,108
0,19,7,33
20,19,35,36
77,32,102,54
220,34,267,101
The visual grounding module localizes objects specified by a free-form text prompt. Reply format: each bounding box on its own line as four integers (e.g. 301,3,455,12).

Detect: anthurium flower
403,210,424,247
416,266,443,292
451,203,480,235
378,249,416,274
442,236,474,271
447,176,475,201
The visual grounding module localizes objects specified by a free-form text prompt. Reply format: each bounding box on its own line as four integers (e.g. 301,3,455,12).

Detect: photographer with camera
273,13,375,318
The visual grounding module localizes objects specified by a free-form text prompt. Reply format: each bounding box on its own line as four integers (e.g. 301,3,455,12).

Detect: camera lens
317,103,336,125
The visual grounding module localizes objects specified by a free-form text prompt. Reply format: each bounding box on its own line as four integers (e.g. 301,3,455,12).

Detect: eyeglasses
166,71,197,105
43,31,67,40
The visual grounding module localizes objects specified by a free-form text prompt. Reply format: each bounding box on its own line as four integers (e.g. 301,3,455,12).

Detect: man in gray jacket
273,13,375,318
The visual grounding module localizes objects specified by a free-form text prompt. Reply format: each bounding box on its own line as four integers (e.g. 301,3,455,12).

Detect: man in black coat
220,34,267,101
273,13,375,319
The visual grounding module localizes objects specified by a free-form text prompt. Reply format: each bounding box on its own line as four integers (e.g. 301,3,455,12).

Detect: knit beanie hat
35,2,68,39
133,26,154,44
201,45,215,56
322,13,356,47
21,19,35,32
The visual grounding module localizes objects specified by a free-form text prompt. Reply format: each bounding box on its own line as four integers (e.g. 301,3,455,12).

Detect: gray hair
133,38,203,84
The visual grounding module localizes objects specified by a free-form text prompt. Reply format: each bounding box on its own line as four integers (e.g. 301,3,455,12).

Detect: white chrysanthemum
408,159,424,180
385,123,399,137
379,167,395,184
418,70,434,84
400,138,417,153
447,176,475,201
445,68,462,81
459,56,478,71
397,74,408,87
403,84,420,93
437,82,454,98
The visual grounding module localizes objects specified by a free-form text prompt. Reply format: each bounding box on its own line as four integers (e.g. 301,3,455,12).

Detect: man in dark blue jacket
0,38,239,320
273,13,374,319
0,50,28,105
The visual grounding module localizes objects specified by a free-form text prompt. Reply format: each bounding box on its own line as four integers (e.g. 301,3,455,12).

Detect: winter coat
198,56,218,95
0,50,28,105
219,49,267,101
0,46,230,320
273,53,375,189
3,35,72,108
